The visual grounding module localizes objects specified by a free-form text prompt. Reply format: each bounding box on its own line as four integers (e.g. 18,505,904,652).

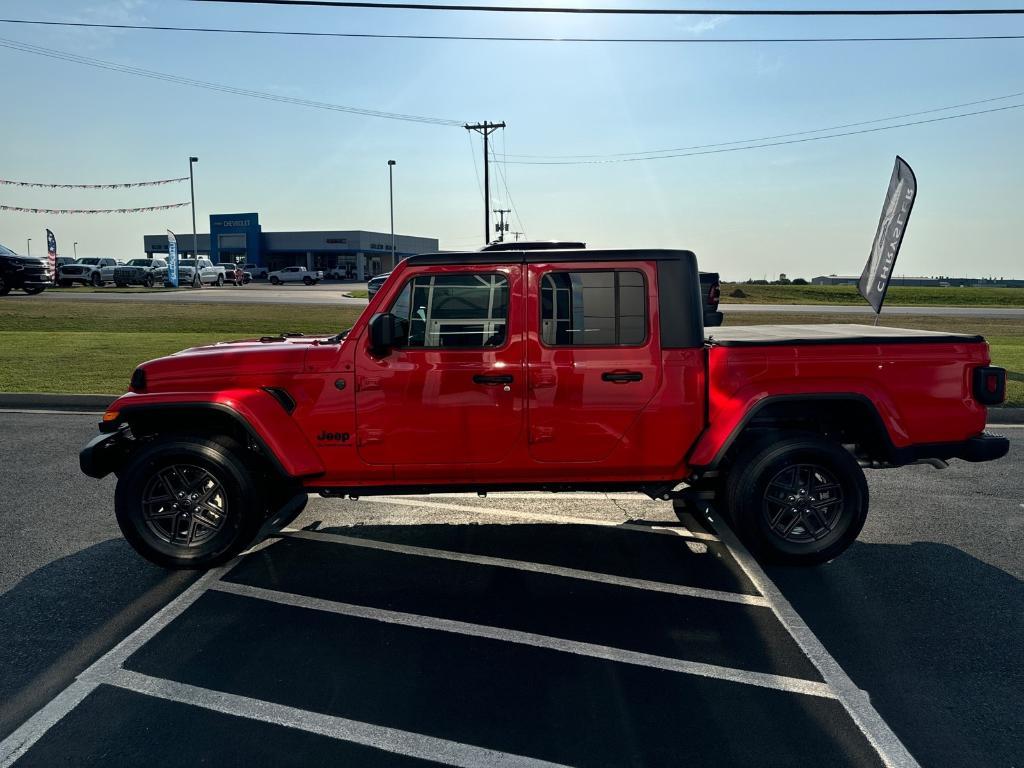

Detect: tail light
972,366,1005,405
707,282,721,308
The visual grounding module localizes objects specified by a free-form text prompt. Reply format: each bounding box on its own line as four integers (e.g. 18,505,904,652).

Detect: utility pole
188,157,199,259
511,231,524,242
493,209,510,242
464,121,506,245
388,160,396,267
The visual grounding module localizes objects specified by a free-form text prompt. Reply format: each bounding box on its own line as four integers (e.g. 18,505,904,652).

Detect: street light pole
74,241,78,259
26,238,31,257
388,160,396,267
189,157,199,259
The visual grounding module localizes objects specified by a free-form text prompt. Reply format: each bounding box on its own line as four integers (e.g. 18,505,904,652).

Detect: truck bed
705,323,984,347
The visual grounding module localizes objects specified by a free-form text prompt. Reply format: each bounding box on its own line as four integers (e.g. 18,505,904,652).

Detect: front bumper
80,428,132,478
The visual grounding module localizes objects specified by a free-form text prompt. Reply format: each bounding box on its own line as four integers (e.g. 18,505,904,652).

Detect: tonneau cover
706,323,984,347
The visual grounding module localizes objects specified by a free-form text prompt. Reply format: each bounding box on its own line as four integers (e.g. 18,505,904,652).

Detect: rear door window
540,270,646,346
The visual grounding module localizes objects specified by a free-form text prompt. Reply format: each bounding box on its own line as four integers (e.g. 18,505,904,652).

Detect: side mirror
369,313,399,355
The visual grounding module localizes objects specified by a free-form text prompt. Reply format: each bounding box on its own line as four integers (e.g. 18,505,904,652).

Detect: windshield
126,259,152,267
0,243,17,257
179,260,196,267
78,258,101,265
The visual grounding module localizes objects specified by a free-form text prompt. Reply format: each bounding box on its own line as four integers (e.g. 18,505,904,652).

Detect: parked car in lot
81,245,1009,570
113,258,168,288
268,266,323,285
0,242,50,295
177,259,226,288
366,271,391,298
58,257,119,287
217,262,250,286
243,263,268,280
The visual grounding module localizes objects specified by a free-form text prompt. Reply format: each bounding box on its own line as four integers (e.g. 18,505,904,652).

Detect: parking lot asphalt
0,412,1020,767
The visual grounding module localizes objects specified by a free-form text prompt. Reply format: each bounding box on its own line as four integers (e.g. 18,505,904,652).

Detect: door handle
602,371,643,383
473,374,514,385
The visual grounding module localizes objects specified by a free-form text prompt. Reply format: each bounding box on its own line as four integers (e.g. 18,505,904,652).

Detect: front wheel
303,276,313,285
722,435,868,566
115,436,264,569
270,276,280,285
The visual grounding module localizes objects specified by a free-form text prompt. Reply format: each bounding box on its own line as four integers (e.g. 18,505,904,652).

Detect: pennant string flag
0,202,191,214
0,176,189,189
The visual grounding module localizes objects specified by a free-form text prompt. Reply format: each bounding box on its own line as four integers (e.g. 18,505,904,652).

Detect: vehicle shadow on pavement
767,541,1023,768
0,539,197,741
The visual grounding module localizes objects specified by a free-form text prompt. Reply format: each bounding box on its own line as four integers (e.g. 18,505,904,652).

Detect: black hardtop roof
405,248,697,267
480,240,586,251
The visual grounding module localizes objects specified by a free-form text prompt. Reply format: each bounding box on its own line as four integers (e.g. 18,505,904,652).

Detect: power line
498,89,1024,160
504,102,1024,165
191,1,1024,17
4,18,1024,43
0,37,463,126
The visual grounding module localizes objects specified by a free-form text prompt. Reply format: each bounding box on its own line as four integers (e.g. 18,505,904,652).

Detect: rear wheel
303,276,313,285
115,436,265,569
722,435,868,566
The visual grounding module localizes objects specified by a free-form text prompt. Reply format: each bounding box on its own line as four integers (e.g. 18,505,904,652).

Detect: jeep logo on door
317,431,350,444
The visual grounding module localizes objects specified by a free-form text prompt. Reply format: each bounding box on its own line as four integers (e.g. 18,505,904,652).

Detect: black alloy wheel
723,435,868,566
762,463,844,545
115,436,265,569
141,464,230,547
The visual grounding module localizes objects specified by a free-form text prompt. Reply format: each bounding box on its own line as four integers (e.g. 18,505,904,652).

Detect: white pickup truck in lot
178,259,226,288
57,257,119,287
268,266,323,285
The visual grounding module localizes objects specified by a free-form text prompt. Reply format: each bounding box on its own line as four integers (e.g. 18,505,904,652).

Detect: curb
988,407,1024,424
0,393,118,412
2,392,1022,423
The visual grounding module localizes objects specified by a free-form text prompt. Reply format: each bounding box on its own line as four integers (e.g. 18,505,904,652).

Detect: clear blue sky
1,0,1022,279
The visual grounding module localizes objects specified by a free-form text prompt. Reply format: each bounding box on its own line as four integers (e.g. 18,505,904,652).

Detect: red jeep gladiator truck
80,248,1009,569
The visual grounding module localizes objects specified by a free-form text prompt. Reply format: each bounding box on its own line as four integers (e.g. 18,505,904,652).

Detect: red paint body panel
110,254,998,489
687,342,990,467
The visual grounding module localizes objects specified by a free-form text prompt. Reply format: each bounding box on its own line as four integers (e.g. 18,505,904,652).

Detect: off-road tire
722,435,868,566
115,435,265,569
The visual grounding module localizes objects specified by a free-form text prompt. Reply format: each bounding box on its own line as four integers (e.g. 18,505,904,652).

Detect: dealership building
144,213,439,280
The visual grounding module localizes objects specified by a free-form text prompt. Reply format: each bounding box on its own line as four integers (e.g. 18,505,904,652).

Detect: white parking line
367,496,721,541
212,580,835,699
0,564,233,767
709,514,921,768
105,669,571,768
278,528,767,606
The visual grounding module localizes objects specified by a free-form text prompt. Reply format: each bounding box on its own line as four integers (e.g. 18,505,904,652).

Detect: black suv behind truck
0,242,50,295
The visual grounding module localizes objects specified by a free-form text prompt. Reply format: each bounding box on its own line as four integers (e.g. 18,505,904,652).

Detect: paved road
0,413,1020,766
14,284,1024,316
16,282,369,307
